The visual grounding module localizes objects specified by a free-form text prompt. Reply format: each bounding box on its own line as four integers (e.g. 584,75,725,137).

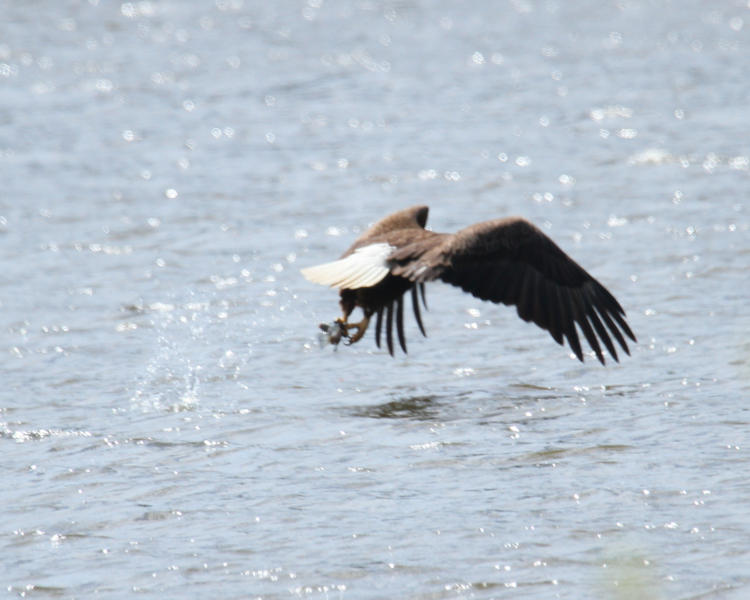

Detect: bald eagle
302,206,635,364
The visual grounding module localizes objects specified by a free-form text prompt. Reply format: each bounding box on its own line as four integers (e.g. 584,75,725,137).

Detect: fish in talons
318,315,371,348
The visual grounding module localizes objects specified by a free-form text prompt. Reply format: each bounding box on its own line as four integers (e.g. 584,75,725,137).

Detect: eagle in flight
301,205,635,364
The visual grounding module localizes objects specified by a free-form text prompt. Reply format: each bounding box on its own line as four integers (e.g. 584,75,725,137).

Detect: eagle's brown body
302,205,636,364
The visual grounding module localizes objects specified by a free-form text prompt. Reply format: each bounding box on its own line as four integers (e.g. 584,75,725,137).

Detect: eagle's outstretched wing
390,217,636,364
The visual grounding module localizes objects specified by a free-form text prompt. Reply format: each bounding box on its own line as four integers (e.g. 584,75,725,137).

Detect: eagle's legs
331,299,371,345
342,314,371,345
334,290,372,346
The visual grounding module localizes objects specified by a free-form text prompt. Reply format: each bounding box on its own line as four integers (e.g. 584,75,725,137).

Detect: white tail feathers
301,242,393,289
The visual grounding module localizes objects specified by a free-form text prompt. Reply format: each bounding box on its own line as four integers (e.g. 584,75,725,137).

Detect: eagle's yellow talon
343,315,370,345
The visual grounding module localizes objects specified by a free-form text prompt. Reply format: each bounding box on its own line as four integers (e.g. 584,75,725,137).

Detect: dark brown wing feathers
411,285,426,337
385,301,394,356
388,216,635,364
396,296,407,353
343,205,430,257
375,307,384,349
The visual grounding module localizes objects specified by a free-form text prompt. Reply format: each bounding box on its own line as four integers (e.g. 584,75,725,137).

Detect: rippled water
2,1,749,598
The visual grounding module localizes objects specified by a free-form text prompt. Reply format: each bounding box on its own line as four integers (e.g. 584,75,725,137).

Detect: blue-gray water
2,1,749,598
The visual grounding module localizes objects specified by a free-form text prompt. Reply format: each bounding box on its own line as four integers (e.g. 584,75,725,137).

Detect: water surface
1,1,749,598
